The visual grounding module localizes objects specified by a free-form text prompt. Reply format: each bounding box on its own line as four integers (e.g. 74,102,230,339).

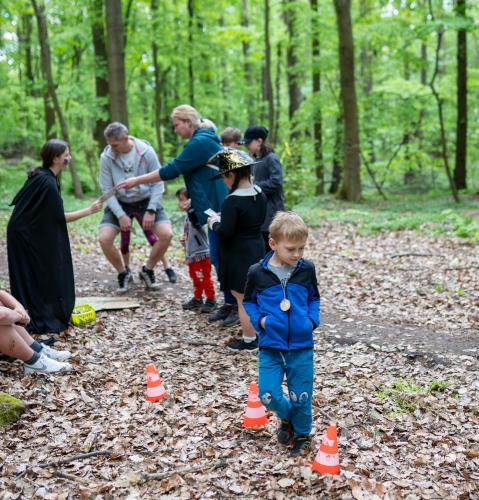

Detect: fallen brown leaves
0,223,478,498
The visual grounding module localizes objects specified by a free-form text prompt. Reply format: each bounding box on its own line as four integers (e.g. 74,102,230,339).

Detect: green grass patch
294,192,479,242
376,378,449,416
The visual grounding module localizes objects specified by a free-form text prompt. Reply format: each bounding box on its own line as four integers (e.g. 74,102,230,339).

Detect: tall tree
31,0,83,198
454,0,467,190
263,0,274,133
310,0,324,195
241,0,255,125
105,0,128,126
90,0,109,152
187,0,195,105
334,0,361,201
151,0,165,163
283,0,302,130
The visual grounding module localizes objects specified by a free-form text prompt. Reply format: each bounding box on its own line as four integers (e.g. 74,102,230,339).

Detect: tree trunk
31,0,83,198
454,0,467,190
91,0,110,153
20,13,36,96
273,41,282,143
241,0,255,125
151,0,164,163
330,113,343,194
283,0,302,130
263,0,274,133
105,0,128,126
310,0,324,195
334,0,361,201
187,0,195,105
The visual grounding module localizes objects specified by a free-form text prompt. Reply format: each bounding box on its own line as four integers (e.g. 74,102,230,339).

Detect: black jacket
252,152,285,232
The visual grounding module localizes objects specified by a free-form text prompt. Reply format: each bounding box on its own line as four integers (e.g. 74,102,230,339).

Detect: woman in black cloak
7,139,102,334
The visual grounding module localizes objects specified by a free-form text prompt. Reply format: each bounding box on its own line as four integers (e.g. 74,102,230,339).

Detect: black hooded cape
7,168,75,334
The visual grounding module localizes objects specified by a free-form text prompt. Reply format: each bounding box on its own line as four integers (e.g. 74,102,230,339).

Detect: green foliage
294,192,479,242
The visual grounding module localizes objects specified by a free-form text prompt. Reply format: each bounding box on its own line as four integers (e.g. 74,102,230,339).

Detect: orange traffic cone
146,363,167,402
311,422,340,475
242,382,269,428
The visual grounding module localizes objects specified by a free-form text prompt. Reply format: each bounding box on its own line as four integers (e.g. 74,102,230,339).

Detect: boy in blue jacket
243,211,320,456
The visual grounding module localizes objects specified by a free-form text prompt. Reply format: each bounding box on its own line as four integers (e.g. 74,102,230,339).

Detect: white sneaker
24,352,73,374
139,265,160,290
41,343,72,362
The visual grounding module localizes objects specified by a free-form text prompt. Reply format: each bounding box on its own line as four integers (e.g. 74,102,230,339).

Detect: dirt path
1,229,478,498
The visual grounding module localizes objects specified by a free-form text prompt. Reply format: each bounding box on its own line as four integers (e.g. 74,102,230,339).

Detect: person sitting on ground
7,139,103,335
241,125,285,253
0,290,72,374
98,122,175,293
207,148,267,352
243,212,320,457
176,187,216,313
220,127,242,149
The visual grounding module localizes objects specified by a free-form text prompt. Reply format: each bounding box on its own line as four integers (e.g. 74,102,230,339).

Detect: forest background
0,0,478,238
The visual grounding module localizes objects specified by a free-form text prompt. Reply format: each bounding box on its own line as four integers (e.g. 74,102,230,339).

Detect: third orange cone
311,422,340,475
146,362,167,402
242,382,269,428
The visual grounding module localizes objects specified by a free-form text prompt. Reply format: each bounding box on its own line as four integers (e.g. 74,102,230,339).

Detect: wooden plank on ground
75,296,141,312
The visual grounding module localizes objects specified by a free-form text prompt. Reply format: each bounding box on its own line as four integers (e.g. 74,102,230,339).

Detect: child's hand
13,305,30,325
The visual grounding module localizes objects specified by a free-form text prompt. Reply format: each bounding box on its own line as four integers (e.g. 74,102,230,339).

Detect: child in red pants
176,188,216,312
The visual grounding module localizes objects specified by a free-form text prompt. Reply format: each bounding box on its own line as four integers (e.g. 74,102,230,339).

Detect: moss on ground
0,392,25,427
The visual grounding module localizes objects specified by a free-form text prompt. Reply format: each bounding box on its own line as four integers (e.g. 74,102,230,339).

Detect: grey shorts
99,200,170,231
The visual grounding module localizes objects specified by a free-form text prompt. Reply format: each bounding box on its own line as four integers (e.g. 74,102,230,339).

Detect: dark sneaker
182,297,204,310
139,265,160,290
208,303,232,322
277,419,294,445
201,299,217,313
164,268,177,284
223,306,240,327
118,268,133,293
227,337,258,352
290,436,311,457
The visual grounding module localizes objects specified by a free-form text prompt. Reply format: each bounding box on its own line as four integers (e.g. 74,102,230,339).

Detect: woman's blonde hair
171,104,202,129
269,211,309,243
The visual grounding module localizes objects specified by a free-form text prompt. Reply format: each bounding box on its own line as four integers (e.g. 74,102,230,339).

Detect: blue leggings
258,348,314,436
207,228,236,305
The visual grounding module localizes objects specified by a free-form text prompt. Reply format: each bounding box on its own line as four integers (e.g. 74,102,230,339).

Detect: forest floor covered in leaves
1,221,478,499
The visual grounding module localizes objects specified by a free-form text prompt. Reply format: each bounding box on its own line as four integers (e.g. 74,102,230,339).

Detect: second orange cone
242,382,269,428
146,362,167,402
311,422,340,475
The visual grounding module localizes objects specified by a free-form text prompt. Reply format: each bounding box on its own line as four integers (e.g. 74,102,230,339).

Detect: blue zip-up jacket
243,252,320,351
159,128,228,225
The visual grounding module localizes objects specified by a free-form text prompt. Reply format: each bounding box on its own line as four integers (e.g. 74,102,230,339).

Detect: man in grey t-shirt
98,122,175,292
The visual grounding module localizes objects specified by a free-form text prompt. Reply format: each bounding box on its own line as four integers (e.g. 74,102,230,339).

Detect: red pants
188,258,215,301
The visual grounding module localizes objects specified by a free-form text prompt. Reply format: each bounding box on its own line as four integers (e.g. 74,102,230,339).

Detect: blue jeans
207,228,236,305
258,348,314,437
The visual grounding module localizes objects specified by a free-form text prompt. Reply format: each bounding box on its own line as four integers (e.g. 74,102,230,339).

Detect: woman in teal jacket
118,105,236,312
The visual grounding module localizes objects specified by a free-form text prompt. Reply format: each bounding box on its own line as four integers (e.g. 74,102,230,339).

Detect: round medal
280,299,291,312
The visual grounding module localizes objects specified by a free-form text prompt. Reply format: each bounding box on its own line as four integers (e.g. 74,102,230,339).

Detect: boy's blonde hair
171,104,202,129
269,211,308,242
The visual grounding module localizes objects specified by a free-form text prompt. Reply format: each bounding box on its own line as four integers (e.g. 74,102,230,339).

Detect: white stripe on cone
148,384,166,398
245,406,267,419
147,373,160,383
315,451,340,467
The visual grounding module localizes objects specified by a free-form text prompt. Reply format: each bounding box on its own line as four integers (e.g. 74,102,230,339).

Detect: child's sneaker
24,353,73,375
182,297,203,310
277,419,293,445
290,436,311,457
226,337,258,352
41,344,72,362
201,299,217,313
208,303,232,322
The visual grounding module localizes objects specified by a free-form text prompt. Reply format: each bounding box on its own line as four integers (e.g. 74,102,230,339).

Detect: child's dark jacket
244,252,320,351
